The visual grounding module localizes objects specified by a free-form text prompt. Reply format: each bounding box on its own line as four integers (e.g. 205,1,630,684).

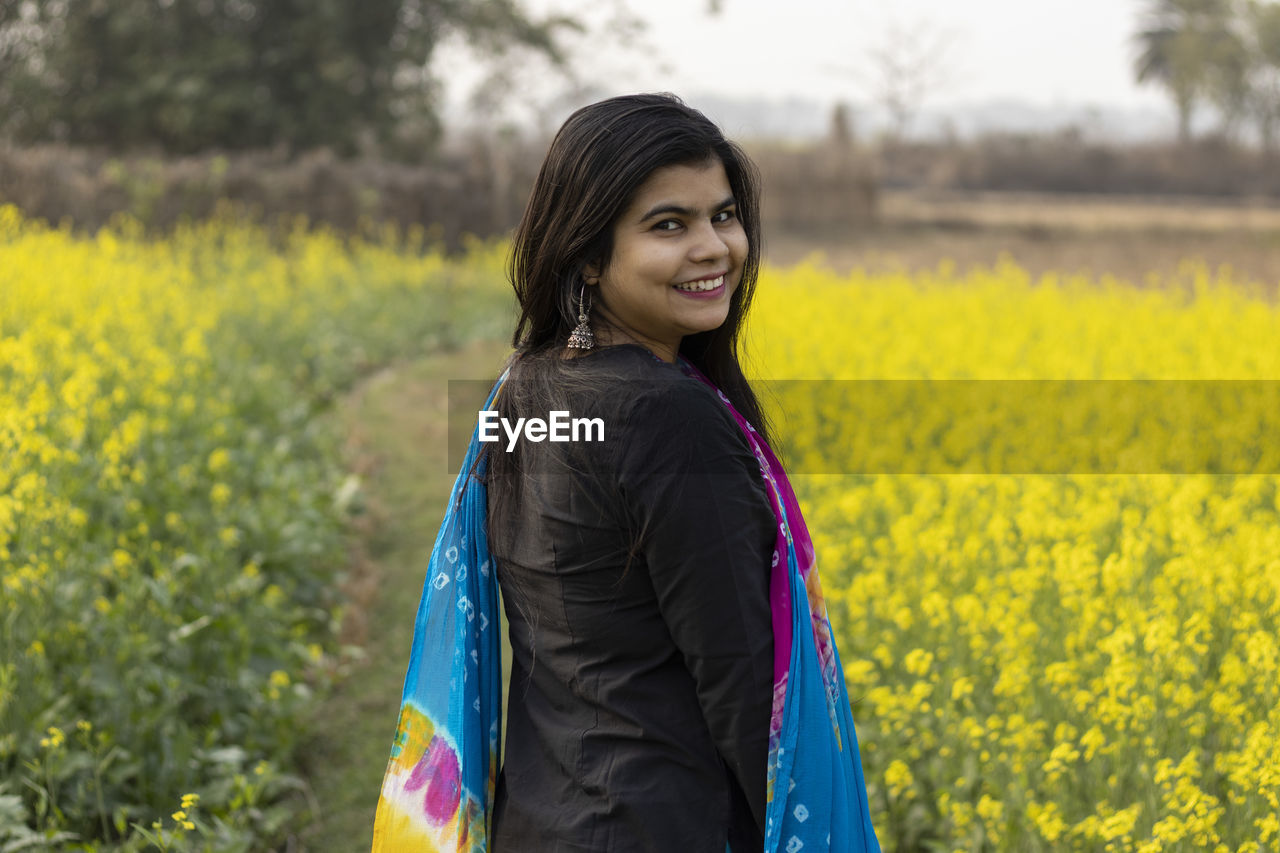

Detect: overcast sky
438,0,1172,127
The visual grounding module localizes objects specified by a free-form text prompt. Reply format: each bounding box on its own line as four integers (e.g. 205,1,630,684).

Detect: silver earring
567,282,595,349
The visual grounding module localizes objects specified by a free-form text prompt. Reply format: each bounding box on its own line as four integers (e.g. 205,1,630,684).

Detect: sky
437,0,1174,133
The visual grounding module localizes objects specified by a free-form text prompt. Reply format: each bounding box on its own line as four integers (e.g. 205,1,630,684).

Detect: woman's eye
713,209,737,223
653,219,681,231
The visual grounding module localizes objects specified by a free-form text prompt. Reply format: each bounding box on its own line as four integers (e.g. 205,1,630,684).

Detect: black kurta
487,344,777,853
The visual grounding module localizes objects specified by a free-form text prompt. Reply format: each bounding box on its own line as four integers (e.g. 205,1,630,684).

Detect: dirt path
297,338,512,851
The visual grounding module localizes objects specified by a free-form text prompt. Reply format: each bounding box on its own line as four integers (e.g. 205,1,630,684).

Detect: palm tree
1132,0,1238,144
1243,0,1280,152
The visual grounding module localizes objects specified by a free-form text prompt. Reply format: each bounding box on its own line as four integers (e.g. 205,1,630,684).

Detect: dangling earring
567,281,595,349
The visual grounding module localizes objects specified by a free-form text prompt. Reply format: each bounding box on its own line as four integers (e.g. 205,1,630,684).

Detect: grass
297,337,512,852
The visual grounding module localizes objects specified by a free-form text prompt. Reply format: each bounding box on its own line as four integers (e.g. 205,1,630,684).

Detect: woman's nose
688,220,730,262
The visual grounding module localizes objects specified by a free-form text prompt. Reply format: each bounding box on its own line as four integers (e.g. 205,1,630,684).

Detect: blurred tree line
1135,0,1280,147
5,0,1280,157
0,0,578,158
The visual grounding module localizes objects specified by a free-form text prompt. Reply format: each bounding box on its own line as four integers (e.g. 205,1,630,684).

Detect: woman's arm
614,379,776,837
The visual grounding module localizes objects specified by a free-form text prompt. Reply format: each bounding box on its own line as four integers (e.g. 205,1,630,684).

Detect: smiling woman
372,93,881,853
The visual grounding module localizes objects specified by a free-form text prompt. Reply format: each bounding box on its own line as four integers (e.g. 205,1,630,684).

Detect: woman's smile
672,272,727,296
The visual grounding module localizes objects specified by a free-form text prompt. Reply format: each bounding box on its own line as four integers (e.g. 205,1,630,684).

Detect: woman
373,93,879,853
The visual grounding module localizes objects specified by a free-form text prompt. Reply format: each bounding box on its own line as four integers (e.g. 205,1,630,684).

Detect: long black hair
501,91,772,444
481,92,774,640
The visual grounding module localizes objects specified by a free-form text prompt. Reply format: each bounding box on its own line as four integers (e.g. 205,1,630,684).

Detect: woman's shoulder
504,344,744,449
510,344,702,405
590,359,760,480
586,347,731,417
565,343,681,378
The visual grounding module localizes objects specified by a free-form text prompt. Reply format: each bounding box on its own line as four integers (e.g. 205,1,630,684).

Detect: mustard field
747,260,1280,851
3,205,1280,850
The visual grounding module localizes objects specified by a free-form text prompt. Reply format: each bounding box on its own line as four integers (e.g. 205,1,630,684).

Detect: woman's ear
581,260,601,286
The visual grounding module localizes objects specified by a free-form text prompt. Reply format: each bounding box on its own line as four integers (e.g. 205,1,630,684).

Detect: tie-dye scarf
371,371,505,850
372,359,880,852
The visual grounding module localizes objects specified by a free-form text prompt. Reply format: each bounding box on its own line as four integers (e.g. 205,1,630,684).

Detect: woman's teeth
673,274,724,292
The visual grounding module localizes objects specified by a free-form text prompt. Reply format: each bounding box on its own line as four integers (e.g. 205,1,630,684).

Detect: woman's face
587,157,748,363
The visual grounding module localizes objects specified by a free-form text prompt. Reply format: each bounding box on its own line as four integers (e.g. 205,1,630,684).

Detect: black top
487,344,777,853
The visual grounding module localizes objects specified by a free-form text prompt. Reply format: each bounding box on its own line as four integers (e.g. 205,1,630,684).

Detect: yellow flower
207,448,230,473
903,648,933,677
1080,728,1110,765
976,794,1003,822
1258,812,1279,843
884,759,914,799
1027,801,1067,842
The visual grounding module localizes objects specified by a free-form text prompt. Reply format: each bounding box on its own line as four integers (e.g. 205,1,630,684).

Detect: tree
1132,0,1239,144
864,17,958,143
0,0,577,157
1243,0,1280,151
1201,8,1252,140
829,101,855,148
824,16,960,145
